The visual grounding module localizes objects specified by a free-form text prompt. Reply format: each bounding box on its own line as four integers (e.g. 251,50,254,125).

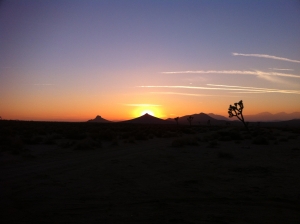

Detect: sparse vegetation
228,100,249,132
171,136,198,147
187,116,193,126
174,117,179,126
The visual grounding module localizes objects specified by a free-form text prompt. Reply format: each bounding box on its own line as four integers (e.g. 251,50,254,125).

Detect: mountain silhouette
244,112,300,122
166,112,227,125
207,113,229,121
122,113,170,124
87,115,112,123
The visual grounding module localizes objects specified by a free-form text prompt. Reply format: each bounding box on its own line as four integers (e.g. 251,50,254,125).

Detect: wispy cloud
123,104,161,107
232,53,300,63
149,92,212,97
33,84,54,86
269,68,294,71
148,91,246,98
207,84,300,94
138,85,300,94
161,70,300,79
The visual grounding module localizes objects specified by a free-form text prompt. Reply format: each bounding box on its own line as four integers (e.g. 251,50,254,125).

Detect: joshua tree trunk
228,100,249,132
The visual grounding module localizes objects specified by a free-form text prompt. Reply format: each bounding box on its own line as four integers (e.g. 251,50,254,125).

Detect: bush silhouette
174,117,179,126
187,116,193,126
228,100,249,132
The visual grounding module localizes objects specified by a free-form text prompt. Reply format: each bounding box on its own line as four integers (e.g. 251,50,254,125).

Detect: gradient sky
1,0,300,121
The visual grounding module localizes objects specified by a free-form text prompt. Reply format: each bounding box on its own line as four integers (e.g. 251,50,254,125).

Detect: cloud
123,104,161,107
269,68,294,71
138,85,300,94
207,84,300,94
232,53,300,63
148,91,245,98
33,84,54,86
161,70,300,79
149,92,212,97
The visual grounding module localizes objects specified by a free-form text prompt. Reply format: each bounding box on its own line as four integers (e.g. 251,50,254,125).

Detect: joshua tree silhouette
228,100,249,131
187,116,193,126
0,116,2,120
174,117,179,126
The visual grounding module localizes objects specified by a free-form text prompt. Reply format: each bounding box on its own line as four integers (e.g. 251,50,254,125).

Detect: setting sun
141,110,154,116
129,104,164,119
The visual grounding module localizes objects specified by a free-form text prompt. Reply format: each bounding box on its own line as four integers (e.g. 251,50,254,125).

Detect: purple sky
1,0,300,121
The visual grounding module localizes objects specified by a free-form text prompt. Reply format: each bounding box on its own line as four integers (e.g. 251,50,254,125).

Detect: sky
0,0,300,121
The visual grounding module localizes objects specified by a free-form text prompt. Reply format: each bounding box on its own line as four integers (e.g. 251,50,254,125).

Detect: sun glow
141,110,154,116
131,106,164,118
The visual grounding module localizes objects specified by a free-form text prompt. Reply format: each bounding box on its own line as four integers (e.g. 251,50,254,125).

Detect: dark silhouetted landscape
1,0,300,223
1,113,300,223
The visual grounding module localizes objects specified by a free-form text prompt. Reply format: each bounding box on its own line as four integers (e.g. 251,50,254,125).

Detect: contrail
269,68,294,71
149,92,213,97
161,70,300,79
207,84,300,94
232,53,300,63
138,85,300,94
148,91,248,98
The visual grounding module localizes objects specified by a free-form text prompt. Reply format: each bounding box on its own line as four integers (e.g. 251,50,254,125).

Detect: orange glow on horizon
140,110,154,116
132,106,164,119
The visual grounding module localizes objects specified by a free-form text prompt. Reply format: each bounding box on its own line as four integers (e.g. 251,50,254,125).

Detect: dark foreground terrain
1,121,300,223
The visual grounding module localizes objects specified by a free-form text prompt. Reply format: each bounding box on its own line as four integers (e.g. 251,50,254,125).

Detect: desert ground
1,121,300,223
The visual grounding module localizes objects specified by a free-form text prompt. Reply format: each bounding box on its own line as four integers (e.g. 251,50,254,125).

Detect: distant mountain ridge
87,111,300,124
122,113,170,124
166,112,227,125
244,112,300,122
87,115,112,123
207,113,229,121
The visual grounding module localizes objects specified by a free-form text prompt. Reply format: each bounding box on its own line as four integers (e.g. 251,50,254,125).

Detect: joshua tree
228,100,249,131
174,117,179,126
187,116,193,126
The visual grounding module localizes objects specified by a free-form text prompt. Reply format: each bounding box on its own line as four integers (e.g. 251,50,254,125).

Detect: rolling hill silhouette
87,115,112,123
122,113,170,124
166,112,228,125
244,112,300,122
207,113,229,121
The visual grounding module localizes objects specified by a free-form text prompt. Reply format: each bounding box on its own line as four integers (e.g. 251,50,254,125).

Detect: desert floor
1,128,300,223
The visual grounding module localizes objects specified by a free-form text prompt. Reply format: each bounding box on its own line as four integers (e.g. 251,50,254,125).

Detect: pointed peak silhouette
122,113,169,124
87,115,112,123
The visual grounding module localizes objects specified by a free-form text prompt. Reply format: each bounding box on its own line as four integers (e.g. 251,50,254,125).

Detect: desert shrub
99,129,115,141
22,135,43,145
74,137,101,150
252,136,269,145
111,138,119,146
60,140,74,148
120,132,131,139
218,152,234,159
134,132,148,140
162,131,177,138
207,139,218,148
64,129,87,140
9,136,27,154
181,128,196,134
279,136,288,142
288,134,298,139
128,136,135,143
43,135,56,145
202,132,219,142
267,134,277,140
171,136,198,147
148,133,154,139
243,134,252,139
